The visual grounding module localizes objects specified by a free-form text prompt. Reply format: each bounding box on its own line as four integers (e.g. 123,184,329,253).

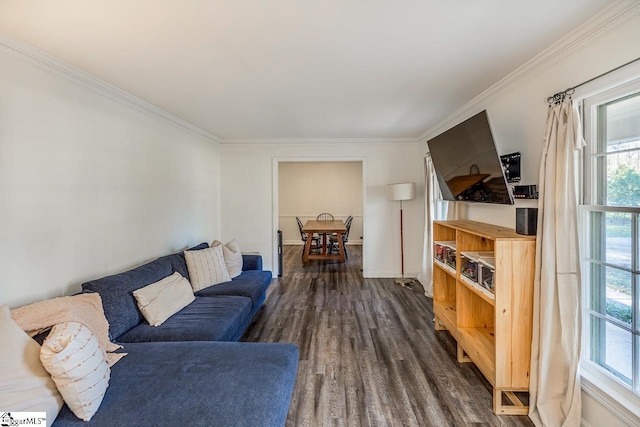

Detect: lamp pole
399,199,405,282
386,182,416,289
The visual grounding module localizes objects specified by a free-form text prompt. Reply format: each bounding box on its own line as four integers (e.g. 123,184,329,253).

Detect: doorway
272,158,366,277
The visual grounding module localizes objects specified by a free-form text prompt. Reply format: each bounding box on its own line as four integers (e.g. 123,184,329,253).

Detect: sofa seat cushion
195,270,272,308
52,341,299,427
116,296,252,343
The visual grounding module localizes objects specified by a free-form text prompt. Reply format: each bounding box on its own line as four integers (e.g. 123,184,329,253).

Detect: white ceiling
0,0,612,141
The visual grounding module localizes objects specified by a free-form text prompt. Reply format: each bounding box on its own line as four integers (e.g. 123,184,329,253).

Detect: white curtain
529,100,585,427
416,154,443,297
446,201,466,220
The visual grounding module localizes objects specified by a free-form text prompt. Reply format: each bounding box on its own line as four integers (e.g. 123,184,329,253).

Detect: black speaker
277,230,283,277
516,208,538,236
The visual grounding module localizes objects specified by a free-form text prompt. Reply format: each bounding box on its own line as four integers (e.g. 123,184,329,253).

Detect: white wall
219,143,423,278
421,11,640,426
278,161,363,244
426,13,640,230
0,47,220,308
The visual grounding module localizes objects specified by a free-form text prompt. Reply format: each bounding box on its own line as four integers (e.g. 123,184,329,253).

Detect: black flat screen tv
427,110,514,204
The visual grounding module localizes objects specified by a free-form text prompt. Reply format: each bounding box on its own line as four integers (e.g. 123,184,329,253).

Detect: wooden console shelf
432,220,535,415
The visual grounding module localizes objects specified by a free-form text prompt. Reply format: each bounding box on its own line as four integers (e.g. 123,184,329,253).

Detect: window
581,78,640,411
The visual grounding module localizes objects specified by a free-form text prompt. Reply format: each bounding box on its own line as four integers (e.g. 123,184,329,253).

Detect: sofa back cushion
82,258,174,340
81,243,209,340
173,242,208,280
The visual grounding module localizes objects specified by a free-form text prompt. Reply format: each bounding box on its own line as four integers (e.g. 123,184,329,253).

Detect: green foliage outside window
607,164,640,207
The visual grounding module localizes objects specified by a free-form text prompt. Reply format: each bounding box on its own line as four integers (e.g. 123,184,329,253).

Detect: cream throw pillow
185,244,231,291
0,305,63,425
41,322,110,421
213,239,243,279
133,272,195,326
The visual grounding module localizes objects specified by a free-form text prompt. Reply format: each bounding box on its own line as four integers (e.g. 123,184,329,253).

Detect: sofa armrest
242,254,262,271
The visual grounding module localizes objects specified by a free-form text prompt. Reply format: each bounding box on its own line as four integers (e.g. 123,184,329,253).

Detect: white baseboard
363,272,419,279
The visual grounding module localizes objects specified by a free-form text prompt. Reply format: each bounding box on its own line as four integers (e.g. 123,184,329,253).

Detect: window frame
580,76,640,422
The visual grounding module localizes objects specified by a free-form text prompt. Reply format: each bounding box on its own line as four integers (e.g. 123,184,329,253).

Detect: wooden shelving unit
432,220,536,415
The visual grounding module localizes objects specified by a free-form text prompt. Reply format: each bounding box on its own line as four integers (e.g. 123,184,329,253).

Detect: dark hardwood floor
243,245,534,427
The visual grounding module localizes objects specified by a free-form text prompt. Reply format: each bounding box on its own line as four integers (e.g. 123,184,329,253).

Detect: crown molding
418,0,640,143
0,34,419,146
0,34,221,143
4,0,637,146
219,136,422,144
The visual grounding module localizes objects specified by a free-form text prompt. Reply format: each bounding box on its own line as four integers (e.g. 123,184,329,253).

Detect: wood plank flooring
242,245,534,427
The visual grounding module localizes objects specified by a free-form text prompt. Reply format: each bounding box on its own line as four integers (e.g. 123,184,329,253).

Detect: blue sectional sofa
51,243,298,427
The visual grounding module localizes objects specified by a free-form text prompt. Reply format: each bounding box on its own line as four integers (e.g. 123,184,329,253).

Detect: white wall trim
0,34,221,143
275,156,371,163
221,137,422,145
2,2,637,147
279,214,363,218
284,241,362,246
418,0,640,142
581,375,640,426
365,271,419,279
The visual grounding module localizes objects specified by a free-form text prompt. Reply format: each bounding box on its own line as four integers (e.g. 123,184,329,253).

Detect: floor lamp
386,182,416,289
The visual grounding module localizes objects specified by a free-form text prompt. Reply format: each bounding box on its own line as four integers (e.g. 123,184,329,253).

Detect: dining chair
328,215,353,258
329,215,352,239
315,213,335,248
296,217,320,258
316,213,334,222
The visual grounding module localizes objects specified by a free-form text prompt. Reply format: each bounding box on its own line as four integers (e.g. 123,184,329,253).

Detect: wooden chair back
316,213,334,222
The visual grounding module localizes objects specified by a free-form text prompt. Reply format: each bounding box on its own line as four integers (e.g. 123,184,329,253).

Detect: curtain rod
546,56,640,105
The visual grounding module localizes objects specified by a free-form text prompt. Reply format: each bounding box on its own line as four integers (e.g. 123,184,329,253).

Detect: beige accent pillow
133,272,195,326
185,244,231,291
213,239,243,279
41,322,110,421
0,305,63,423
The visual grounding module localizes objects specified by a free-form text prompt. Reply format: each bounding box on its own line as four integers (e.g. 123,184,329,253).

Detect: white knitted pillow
184,243,231,291
40,322,110,421
133,272,195,326
213,239,243,279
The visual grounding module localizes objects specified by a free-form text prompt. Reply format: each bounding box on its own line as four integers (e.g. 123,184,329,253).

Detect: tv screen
427,110,514,204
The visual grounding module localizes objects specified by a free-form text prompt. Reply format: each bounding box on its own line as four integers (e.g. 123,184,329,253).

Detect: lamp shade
386,182,416,201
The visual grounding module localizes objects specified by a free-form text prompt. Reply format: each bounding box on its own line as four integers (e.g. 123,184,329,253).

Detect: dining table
302,219,347,263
